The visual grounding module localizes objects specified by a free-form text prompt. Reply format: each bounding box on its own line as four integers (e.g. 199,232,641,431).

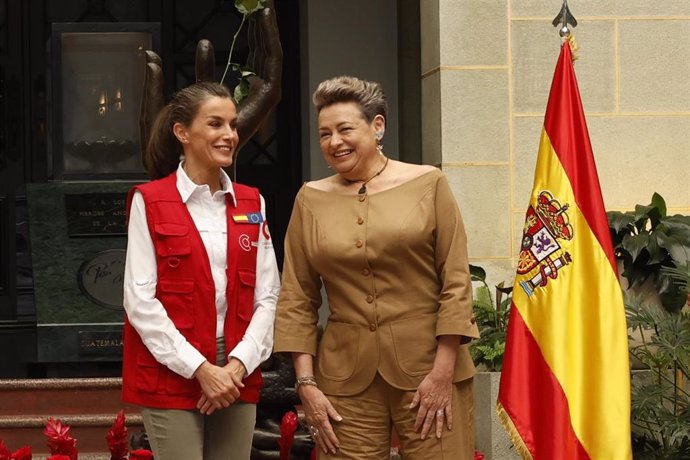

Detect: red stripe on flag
543,43,617,273
498,303,590,460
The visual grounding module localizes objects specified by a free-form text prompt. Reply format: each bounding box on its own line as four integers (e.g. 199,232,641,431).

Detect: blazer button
357,217,364,225
369,323,376,331
355,240,363,248
366,295,374,303
362,268,370,276
470,317,476,324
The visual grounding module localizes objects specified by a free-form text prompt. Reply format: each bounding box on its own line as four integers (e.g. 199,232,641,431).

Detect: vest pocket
135,352,160,393
158,278,195,329
135,342,200,396
161,339,201,395
236,269,256,322
154,223,191,257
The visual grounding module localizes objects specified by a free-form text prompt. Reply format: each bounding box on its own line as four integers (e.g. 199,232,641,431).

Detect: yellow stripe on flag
511,129,631,459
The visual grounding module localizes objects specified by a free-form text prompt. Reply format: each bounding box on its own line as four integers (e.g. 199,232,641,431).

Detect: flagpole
497,3,632,459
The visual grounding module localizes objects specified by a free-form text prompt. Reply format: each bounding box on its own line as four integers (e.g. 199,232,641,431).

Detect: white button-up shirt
123,163,280,379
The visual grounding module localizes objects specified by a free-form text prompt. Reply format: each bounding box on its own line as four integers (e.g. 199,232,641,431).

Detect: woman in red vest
122,81,280,460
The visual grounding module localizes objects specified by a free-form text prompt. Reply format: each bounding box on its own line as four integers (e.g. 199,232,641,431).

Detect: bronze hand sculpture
139,0,283,179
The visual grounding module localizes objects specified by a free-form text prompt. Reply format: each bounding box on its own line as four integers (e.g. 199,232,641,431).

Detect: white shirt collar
176,162,237,207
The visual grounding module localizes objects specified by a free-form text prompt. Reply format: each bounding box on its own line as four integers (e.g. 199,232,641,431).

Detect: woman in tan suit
273,76,479,459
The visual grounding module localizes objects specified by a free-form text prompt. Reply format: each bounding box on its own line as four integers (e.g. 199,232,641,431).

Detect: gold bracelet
295,376,318,392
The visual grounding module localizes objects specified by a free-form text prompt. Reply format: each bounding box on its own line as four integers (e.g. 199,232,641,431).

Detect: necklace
346,156,389,195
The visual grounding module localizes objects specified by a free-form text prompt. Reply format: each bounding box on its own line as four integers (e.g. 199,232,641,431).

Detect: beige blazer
274,170,479,395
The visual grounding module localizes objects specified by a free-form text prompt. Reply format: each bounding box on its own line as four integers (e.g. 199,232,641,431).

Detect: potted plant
626,275,690,458
607,192,690,312
608,193,690,457
469,264,518,460
469,265,512,372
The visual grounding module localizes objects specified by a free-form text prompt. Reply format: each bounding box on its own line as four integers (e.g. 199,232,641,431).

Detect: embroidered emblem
238,234,252,252
232,212,263,224
261,222,271,240
517,190,573,296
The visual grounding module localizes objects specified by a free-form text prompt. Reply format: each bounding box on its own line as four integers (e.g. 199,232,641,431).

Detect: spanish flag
497,40,631,459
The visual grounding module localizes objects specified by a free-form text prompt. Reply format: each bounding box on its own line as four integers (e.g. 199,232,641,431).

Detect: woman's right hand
298,384,342,455
193,361,244,414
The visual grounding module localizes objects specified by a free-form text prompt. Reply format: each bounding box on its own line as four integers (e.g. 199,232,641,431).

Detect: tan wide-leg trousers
141,338,257,460
320,373,475,460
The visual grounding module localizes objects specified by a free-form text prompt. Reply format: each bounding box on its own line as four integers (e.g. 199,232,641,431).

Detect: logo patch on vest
239,234,258,252
232,212,263,224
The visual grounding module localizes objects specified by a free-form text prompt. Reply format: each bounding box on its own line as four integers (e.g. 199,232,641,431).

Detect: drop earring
375,131,384,153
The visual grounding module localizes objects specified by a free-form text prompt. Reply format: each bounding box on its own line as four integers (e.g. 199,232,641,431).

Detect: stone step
0,378,143,456
0,377,139,416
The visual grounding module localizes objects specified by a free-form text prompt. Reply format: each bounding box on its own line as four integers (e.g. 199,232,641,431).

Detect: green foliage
607,192,690,312
469,264,512,372
234,0,266,15
220,0,267,101
627,293,690,458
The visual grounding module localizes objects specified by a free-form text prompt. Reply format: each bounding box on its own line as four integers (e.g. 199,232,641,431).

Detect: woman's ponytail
145,105,182,180
144,81,234,180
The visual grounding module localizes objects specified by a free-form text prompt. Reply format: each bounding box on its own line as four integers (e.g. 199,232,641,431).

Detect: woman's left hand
409,369,453,439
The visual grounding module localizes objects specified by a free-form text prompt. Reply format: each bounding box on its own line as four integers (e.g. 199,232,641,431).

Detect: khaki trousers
142,403,256,460
141,337,257,460
320,373,475,460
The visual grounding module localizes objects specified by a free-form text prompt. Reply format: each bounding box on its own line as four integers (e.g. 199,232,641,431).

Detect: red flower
128,449,153,460
0,441,32,460
0,440,10,460
474,449,485,460
10,446,32,460
106,409,129,460
46,456,71,460
44,418,77,460
277,411,298,460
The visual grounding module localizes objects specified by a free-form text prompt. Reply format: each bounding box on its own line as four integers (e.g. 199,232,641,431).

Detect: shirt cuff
229,341,260,376
175,341,207,379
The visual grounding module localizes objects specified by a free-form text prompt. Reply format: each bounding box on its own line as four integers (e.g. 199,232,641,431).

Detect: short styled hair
312,76,387,122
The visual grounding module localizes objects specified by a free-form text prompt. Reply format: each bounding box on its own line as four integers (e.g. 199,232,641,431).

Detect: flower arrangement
0,410,152,460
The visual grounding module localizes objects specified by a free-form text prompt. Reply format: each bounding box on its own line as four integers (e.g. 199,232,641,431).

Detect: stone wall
421,0,690,287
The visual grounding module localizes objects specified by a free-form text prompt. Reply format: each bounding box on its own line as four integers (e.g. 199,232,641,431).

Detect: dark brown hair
145,81,234,179
312,75,387,122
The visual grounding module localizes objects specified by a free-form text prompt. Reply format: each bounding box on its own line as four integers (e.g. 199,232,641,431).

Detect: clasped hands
194,357,246,415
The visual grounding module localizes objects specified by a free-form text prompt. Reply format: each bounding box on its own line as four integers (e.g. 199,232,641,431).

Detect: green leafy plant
627,292,690,459
220,0,268,101
469,265,512,372
607,192,690,312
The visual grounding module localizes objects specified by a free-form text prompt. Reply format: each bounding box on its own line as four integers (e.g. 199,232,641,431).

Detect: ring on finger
309,425,320,438
436,409,444,417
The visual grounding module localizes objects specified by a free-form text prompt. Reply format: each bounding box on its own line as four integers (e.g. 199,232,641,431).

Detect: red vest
122,172,263,409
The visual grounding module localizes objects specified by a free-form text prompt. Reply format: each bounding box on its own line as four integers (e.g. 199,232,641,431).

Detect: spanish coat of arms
517,190,573,296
